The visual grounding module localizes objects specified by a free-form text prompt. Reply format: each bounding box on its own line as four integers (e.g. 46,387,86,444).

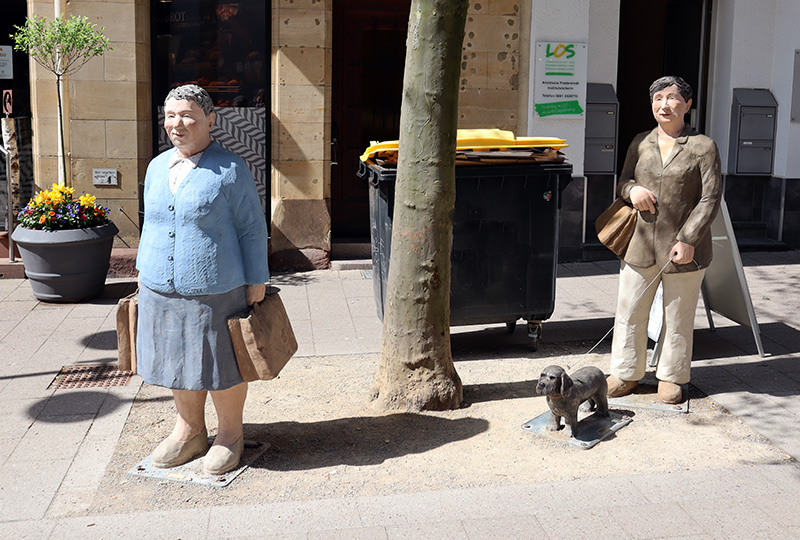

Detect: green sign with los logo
534,42,587,118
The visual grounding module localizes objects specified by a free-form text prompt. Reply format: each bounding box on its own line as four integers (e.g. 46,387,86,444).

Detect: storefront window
150,0,270,215
152,0,266,108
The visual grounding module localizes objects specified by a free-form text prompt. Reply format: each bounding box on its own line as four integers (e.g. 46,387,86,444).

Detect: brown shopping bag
227,290,297,382
595,198,638,256
116,290,138,372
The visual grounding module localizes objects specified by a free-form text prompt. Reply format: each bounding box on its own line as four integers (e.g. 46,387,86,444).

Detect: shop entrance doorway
331,0,411,241
0,1,31,118
1,0,34,256
616,0,712,171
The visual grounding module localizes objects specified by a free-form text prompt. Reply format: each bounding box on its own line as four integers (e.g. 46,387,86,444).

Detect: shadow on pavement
692,359,800,400
0,368,60,381
98,280,138,302
450,318,615,361
462,380,644,407
462,379,540,404
451,319,800,362
451,327,537,360
26,390,125,422
25,389,172,422
81,330,119,350
270,272,319,285
248,413,489,471
694,322,800,358
739,250,800,266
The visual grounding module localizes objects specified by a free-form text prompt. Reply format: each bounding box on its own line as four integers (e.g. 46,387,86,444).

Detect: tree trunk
55,75,67,186
370,0,468,411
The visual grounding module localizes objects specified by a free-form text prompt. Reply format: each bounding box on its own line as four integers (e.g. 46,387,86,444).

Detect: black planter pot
11,222,119,302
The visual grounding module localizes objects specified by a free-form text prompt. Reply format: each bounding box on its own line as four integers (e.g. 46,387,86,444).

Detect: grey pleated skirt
136,284,247,391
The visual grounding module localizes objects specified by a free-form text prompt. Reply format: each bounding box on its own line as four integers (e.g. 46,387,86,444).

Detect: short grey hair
649,76,693,102
165,84,214,116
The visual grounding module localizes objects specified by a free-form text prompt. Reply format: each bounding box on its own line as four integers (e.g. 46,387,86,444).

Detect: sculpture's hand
671,241,695,265
630,186,657,214
246,284,266,306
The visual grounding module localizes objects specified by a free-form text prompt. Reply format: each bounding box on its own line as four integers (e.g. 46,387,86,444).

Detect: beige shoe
607,375,638,398
204,436,244,476
658,381,683,404
152,427,209,468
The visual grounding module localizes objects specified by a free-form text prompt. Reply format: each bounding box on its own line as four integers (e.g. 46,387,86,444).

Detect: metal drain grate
49,364,132,390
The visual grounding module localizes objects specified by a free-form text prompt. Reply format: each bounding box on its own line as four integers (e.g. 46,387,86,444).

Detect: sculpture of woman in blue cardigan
136,84,269,475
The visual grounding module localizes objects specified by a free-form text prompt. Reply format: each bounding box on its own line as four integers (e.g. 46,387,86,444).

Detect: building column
270,2,332,270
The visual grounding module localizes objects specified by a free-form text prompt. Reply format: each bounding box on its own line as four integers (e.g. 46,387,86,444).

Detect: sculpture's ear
560,372,573,397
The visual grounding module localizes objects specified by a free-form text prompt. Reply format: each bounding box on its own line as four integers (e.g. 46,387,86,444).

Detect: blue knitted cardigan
136,142,269,295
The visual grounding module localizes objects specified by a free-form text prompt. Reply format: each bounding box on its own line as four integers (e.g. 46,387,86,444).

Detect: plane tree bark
370,0,469,411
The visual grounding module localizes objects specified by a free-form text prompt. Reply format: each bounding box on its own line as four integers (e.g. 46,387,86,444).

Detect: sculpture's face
651,84,692,132
164,98,215,158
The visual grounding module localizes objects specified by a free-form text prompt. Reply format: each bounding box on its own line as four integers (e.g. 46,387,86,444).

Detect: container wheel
527,321,542,352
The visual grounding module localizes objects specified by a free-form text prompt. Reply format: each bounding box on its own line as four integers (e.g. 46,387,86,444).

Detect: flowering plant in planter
17,184,111,231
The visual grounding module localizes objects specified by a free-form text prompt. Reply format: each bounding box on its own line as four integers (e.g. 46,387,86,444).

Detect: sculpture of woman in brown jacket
607,76,722,404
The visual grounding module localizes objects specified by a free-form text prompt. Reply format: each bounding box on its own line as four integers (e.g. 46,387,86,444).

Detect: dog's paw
545,420,561,432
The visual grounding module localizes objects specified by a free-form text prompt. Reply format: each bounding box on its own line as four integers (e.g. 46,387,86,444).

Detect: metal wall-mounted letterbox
584,83,619,175
728,88,778,175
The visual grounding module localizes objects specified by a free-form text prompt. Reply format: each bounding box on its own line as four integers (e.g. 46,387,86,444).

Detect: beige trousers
610,262,706,385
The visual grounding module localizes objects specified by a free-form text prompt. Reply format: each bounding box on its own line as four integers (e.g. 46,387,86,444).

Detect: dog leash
584,255,677,355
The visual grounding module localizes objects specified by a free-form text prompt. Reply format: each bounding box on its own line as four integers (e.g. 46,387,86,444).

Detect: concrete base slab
521,410,633,449
127,439,269,487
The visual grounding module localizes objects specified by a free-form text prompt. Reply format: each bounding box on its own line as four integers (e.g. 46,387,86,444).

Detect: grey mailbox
584,83,619,175
728,88,778,175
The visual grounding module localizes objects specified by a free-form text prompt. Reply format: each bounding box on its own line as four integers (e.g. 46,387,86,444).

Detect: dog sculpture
537,365,609,438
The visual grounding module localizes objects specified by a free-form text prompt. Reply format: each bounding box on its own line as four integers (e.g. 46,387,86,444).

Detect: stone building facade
11,0,800,266
271,0,527,268
20,0,528,268
26,0,151,250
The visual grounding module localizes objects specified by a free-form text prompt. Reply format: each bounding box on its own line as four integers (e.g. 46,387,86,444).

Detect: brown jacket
617,126,722,273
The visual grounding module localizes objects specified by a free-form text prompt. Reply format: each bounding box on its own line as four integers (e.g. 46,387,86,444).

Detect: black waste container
359,160,573,350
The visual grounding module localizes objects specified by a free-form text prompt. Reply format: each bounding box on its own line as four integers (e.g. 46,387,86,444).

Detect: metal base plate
127,439,269,487
607,372,689,413
522,411,633,449
607,387,689,414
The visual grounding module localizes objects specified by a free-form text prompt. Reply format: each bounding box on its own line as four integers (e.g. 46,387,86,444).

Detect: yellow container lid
360,129,568,162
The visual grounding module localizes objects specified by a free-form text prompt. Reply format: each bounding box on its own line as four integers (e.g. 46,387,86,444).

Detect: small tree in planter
11,183,118,302
11,14,111,186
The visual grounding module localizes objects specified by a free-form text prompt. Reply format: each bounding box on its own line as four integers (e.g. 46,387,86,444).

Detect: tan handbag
227,290,298,382
116,291,138,372
595,198,638,256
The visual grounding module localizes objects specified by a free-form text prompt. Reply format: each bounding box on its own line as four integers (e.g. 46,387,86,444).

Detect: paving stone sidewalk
1,250,799,539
